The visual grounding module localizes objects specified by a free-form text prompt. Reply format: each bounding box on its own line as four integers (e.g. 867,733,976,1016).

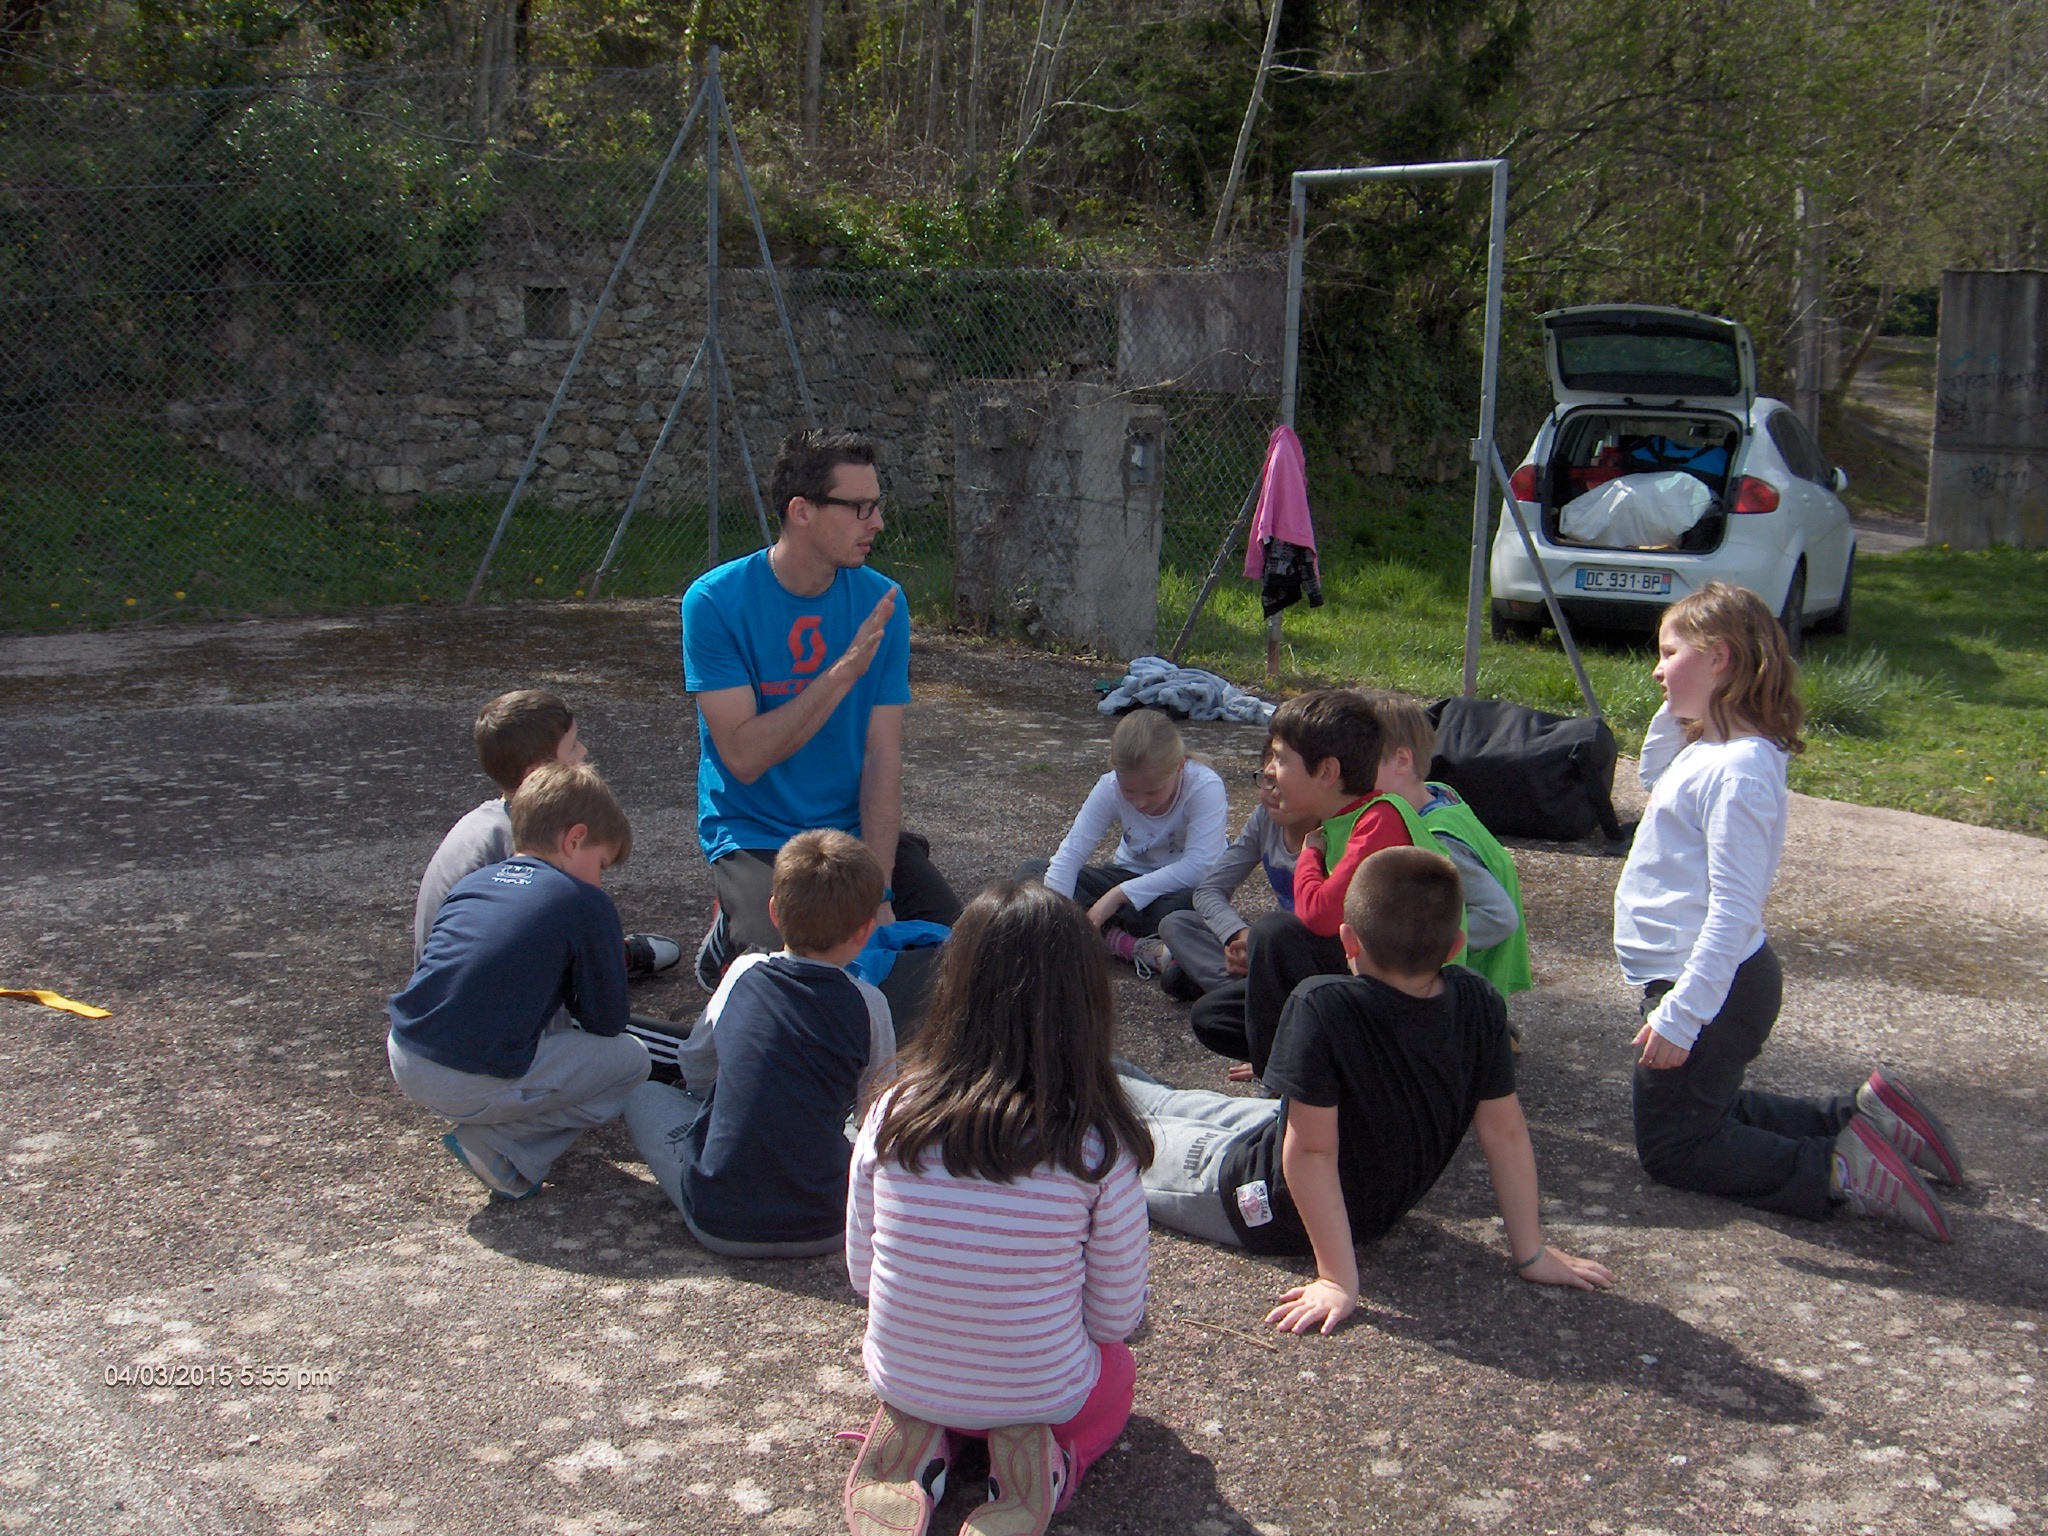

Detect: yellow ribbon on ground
0,988,112,1019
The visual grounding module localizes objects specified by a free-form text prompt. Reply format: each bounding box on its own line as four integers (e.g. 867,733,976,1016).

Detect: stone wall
163,241,962,514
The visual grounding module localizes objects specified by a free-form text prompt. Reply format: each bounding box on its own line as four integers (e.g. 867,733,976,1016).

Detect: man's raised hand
832,588,897,682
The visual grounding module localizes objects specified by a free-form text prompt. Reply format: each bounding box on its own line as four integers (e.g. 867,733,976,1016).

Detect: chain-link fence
1,60,1280,652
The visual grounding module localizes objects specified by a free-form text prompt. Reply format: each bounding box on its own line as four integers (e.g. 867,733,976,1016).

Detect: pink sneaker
844,1404,949,1536
960,1423,1068,1536
1834,1115,1951,1243
1856,1069,1965,1185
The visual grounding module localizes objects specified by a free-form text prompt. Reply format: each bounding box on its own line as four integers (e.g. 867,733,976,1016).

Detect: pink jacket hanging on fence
1245,425,1323,617
1245,425,1317,576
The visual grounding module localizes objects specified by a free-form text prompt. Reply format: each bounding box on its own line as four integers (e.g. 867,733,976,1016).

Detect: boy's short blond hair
509,762,632,863
774,830,884,954
476,689,574,792
1344,846,1462,977
1360,689,1435,772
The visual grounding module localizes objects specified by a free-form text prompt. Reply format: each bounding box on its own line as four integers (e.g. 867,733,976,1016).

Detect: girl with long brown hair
841,881,1151,1536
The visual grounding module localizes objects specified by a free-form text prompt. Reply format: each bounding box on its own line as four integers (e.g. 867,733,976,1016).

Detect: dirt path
2,605,2042,1534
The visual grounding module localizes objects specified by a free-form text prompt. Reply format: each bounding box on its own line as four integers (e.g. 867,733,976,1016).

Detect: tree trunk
1792,186,1826,437
1830,282,1893,405
925,0,946,151
1210,0,1286,257
803,0,823,151
964,0,984,191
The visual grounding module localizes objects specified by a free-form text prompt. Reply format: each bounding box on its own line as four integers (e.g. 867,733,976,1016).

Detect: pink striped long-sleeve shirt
846,1098,1150,1431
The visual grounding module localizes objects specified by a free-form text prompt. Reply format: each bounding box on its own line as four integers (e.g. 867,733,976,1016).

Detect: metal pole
1279,175,1308,431
1166,477,1262,664
465,73,710,605
706,46,722,567
1269,175,1311,680
1462,159,1508,698
1486,441,1601,718
714,339,774,546
722,105,818,429
589,339,710,598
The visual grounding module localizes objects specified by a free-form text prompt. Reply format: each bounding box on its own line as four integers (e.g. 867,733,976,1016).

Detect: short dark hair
772,829,884,954
1269,689,1382,795
1344,846,1463,976
770,429,878,526
509,762,632,864
867,881,1153,1184
474,689,574,792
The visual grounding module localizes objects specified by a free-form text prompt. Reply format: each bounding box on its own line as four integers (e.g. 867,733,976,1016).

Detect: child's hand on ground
1266,1277,1357,1334
1086,886,1130,930
1632,1021,1691,1070
1223,930,1249,976
1225,1061,1256,1083
1517,1246,1615,1291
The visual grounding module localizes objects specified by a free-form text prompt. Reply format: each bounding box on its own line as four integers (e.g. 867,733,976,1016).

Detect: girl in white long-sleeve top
842,881,1152,1536
1614,581,1962,1243
1020,707,1228,972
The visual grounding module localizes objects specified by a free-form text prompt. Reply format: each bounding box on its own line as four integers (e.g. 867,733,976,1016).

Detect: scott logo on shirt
787,615,827,673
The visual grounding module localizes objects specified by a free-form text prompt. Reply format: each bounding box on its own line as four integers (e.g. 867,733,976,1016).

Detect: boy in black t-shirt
1119,846,1613,1333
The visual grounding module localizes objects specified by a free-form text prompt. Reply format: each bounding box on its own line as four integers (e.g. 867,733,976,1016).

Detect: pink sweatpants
945,1342,1135,1511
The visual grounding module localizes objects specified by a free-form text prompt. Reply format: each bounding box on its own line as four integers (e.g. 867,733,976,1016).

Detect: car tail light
1730,476,1780,514
1508,465,1539,502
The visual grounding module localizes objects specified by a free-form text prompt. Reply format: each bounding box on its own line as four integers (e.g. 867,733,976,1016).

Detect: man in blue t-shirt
681,429,961,994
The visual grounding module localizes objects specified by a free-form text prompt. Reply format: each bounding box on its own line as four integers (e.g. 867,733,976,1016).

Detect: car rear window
1556,332,1742,397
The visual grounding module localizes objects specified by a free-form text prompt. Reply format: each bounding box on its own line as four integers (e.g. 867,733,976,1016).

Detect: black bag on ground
1426,697,1627,848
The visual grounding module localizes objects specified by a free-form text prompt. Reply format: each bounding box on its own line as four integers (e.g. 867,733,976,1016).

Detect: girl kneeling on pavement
843,881,1151,1536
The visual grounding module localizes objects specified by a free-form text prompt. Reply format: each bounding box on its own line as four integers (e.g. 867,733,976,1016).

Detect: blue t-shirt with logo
681,551,912,861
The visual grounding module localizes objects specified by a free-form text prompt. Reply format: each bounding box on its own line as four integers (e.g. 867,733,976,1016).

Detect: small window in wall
524,285,571,341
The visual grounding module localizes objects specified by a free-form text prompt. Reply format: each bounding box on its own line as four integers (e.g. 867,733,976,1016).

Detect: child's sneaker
844,1403,949,1536
1129,935,1170,981
1855,1069,1965,1185
962,1423,1067,1536
440,1131,538,1201
1833,1115,1951,1243
693,901,732,993
624,932,683,979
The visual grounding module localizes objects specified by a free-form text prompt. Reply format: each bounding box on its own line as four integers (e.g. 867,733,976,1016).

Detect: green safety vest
1421,785,1534,997
1318,792,1467,946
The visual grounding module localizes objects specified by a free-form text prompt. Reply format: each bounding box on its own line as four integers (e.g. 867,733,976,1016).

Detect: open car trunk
1536,408,1744,553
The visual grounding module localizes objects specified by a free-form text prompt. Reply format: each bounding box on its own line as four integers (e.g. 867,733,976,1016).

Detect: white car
1488,304,1855,656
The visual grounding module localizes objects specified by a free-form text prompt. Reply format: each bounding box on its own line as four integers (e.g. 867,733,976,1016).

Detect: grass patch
1169,482,2048,837
0,429,952,630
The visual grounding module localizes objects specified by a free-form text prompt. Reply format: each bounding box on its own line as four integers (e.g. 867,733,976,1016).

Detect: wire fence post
463,71,711,605
705,45,723,568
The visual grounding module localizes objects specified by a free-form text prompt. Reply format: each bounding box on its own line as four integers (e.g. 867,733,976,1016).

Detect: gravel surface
2,602,2042,1535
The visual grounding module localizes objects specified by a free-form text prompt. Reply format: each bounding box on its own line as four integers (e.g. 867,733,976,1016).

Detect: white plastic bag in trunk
1557,471,1711,548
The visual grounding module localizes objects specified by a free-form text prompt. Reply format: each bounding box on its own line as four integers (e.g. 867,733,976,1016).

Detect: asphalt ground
2,602,2042,1535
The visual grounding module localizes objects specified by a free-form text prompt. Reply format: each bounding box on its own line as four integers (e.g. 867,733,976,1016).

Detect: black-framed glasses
813,495,885,523
1246,768,1277,790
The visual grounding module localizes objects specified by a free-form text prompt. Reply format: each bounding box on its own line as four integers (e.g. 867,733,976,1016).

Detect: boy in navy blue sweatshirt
625,829,894,1257
388,762,651,1200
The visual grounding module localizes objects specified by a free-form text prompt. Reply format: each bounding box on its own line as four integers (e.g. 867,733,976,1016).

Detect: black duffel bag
1426,697,1630,851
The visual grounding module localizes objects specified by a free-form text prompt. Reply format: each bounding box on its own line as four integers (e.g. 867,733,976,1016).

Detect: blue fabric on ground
848,920,951,986
1097,655,1275,725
